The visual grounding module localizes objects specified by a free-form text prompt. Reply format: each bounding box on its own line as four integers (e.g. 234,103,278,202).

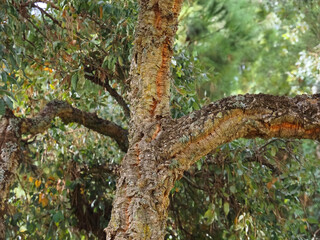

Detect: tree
1,0,320,239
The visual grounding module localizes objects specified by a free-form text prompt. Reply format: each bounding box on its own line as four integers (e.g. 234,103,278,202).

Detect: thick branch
21,100,129,152
158,94,320,171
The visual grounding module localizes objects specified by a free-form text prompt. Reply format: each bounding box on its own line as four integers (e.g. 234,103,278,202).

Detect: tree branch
32,4,62,27
21,100,129,152
84,68,131,118
158,94,320,171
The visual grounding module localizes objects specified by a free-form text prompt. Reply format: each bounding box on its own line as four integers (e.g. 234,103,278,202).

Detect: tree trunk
0,110,22,240
3,1,320,240
105,0,183,239
105,146,177,239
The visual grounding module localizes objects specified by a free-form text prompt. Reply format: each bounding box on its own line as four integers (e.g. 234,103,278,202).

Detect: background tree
0,0,320,239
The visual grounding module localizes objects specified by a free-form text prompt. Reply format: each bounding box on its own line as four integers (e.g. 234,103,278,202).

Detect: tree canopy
0,0,320,239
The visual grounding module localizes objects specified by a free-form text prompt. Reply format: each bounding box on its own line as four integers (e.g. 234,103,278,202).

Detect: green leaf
3,95,13,109
27,222,36,233
196,160,202,170
223,202,230,216
118,55,124,66
71,73,78,91
52,211,64,224
270,146,277,156
1,71,7,82
0,99,5,116
299,224,306,233
203,207,215,225
230,185,236,194
102,55,109,68
0,89,16,100
307,217,318,224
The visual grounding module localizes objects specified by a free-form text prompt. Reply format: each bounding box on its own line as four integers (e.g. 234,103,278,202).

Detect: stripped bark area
160,94,320,172
105,92,320,239
128,0,183,126
0,110,21,239
2,0,320,239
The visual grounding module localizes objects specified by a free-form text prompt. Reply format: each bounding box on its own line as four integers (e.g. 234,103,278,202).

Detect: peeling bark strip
0,110,22,239
160,94,320,171
128,0,183,125
21,100,129,152
105,0,184,239
104,93,320,239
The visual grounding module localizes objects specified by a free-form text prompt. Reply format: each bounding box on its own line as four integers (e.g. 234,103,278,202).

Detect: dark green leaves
52,211,64,225
71,73,78,91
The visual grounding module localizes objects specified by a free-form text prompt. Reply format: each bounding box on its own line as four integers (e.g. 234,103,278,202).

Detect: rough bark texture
128,0,182,125
3,1,320,240
0,110,22,240
104,0,183,239
159,93,320,173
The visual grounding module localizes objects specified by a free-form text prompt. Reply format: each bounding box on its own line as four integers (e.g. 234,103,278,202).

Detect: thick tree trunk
0,110,22,239
105,0,183,239
105,147,176,239
4,1,320,240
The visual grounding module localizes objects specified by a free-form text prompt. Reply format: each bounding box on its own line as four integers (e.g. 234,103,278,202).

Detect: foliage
167,139,320,239
1,0,320,239
1,0,132,238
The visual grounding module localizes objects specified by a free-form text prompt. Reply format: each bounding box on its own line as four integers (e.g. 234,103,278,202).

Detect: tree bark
105,0,183,239
3,0,320,239
160,93,320,172
104,0,320,238
104,140,177,239
0,110,22,240
21,100,129,152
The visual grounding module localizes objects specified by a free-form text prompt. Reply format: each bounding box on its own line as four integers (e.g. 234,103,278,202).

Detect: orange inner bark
173,109,320,161
151,39,170,116
152,124,161,140
172,0,183,16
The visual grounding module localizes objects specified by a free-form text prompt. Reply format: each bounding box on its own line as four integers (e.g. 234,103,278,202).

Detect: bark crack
151,37,170,117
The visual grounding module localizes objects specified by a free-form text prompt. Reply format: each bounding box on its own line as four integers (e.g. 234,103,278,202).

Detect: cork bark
104,1,320,239
2,0,320,240
105,0,183,238
0,110,21,240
